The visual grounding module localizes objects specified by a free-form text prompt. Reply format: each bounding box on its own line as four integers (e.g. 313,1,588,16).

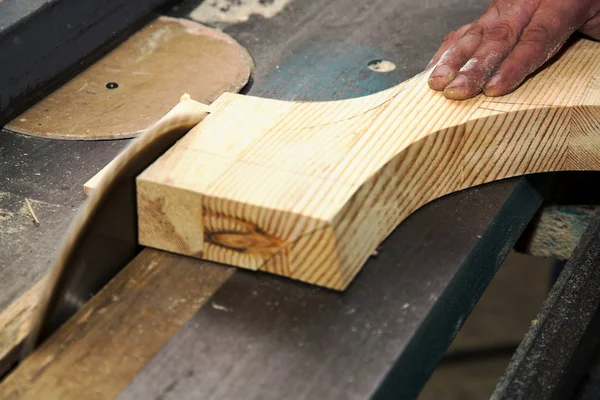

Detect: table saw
3,0,600,399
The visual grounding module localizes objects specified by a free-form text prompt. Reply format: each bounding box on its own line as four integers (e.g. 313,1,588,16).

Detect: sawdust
459,58,479,73
437,45,455,66
211,302,232,312
134,25,172,63
18,203,29,218
168,16,227,39
367,60,396,73
0,209,24,235
191,0,293,26
0,211,13,223
0,192,17,231
0,195,60,234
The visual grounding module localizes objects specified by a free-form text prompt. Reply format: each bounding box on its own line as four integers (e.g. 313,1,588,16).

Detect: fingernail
445,75,468,89
486,74,501,88
430,64,452,79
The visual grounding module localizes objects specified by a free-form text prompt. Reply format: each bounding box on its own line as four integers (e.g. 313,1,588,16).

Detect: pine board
138,38,600,290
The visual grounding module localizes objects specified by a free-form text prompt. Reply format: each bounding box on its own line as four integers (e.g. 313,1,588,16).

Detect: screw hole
106,82,119,89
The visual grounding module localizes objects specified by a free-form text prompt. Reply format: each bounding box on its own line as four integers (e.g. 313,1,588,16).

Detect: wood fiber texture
0,249,232,400
138,38,600,290
0,278,46,378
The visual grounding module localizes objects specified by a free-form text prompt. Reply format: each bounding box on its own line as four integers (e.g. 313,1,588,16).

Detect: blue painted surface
255,43,404,101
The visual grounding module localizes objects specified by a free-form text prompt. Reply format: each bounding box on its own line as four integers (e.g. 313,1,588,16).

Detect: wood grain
84,157,119,195
0,278,46,378
6,16,253,140
137,38,600,290
0,248,232,400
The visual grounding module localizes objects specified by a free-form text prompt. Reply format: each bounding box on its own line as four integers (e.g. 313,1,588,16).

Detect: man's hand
428,0,600,100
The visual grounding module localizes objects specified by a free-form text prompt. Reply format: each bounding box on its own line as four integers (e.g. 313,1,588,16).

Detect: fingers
484,6,579,96
428,0,538,98
427,0,596,100
443,20,522,99
428,24,484,91
427,23,472,68
579,13,600,40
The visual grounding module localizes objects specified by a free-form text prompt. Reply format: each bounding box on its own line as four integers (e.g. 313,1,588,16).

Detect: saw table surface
0,0,547,398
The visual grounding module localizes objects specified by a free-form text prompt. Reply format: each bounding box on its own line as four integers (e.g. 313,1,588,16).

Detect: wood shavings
25,198,40,226
191,0,293,26
367,60,396,73
211,302,232,312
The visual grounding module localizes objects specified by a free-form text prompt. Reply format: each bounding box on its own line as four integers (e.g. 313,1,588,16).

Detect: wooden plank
84,158,118,195
138,38,600,290
0,278,46,378
0,248,232,399
5,16,253,140
0,0,173,127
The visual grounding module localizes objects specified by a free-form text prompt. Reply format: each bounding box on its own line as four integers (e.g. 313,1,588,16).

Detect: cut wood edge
0,248,233,399
84,157,118,195
83,94,212,195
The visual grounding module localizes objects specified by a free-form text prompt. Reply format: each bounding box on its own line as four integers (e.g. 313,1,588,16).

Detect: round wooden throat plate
5,16,254,140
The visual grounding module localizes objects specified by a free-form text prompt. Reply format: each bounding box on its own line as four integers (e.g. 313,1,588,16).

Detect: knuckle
545,14,564,32
522,22,554,43
587,6,600,20
467,22,486,39
442,25,469,43
485,21,519,44
487,2,502,18
580,19,600,40
442,30,458,43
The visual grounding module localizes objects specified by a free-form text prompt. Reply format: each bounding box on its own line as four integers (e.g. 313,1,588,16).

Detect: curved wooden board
4,16,253,140
138,38,600,291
